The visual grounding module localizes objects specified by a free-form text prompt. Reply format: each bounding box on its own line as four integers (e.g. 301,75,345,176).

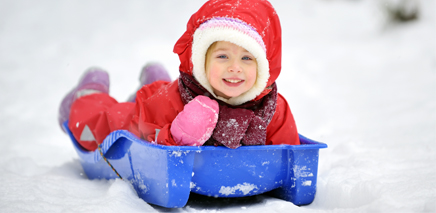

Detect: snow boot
127,62,171,102
58,68,110,132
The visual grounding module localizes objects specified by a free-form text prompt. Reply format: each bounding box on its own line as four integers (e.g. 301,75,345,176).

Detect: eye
217,55,228,59
242,56,253,60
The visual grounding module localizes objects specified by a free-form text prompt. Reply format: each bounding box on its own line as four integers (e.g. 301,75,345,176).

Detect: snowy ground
0,0,435,212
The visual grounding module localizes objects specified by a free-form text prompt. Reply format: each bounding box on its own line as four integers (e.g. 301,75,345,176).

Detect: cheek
208,64,222,82
246,67,257,87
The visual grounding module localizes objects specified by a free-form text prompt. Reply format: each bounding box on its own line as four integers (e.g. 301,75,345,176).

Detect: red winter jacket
128,79,299,147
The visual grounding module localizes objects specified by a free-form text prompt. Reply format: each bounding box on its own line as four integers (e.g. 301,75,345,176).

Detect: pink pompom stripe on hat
198,18,266,52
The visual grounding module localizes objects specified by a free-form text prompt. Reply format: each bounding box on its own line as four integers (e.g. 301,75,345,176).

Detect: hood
173,0,282,105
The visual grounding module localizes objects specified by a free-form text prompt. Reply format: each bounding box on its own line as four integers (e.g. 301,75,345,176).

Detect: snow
0,0,435,212
302,181,312,187
219,183,259,196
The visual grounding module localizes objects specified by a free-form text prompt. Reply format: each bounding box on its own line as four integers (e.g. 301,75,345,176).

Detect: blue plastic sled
63,121,327,208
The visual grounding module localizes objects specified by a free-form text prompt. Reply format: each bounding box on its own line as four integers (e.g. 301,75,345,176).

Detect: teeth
224,79,243,83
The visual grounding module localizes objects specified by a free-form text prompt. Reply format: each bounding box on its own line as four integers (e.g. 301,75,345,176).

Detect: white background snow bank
0,0,434,212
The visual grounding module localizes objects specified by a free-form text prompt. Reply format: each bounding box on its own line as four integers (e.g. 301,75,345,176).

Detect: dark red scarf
178,72,277,149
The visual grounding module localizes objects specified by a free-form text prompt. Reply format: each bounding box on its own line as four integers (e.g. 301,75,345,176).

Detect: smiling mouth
224,79,244,83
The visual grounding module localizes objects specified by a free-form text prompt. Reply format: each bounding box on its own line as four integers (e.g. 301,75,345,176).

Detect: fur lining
191,25,269,106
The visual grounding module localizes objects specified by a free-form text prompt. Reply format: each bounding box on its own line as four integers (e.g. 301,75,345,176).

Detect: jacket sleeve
266,93,300,145
129,80,183,146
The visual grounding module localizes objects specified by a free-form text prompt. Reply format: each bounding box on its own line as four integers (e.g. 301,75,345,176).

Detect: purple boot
127,63,171,102
58,67,110,132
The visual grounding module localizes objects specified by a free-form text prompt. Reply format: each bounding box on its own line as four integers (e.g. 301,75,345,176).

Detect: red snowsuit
68,0,300,151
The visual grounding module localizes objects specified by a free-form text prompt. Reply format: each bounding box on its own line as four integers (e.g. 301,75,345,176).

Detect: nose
228,60,242,73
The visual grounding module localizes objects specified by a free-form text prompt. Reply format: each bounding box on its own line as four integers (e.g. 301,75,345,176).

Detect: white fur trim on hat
191,18,269,106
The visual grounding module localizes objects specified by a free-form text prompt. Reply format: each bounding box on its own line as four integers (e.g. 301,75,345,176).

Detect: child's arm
266,93,300,145
129,80,182,145
129,80,219,146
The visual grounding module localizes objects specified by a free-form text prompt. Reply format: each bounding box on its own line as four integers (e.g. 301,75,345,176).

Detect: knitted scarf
178,72,277,149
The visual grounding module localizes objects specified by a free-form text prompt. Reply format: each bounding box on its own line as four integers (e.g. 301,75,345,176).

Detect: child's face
205,41,257,99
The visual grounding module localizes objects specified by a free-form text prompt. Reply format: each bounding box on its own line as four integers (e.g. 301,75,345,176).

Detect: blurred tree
381,0,419,22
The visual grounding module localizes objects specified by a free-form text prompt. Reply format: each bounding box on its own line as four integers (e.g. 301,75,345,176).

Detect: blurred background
0,0,434,212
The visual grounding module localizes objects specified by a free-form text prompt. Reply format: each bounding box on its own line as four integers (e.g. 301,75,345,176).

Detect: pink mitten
170,95,219,146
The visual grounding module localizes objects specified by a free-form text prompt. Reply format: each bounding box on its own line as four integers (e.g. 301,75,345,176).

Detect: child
58,0,300,151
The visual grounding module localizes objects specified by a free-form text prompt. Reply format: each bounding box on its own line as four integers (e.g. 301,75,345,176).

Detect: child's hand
170,95,219,146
